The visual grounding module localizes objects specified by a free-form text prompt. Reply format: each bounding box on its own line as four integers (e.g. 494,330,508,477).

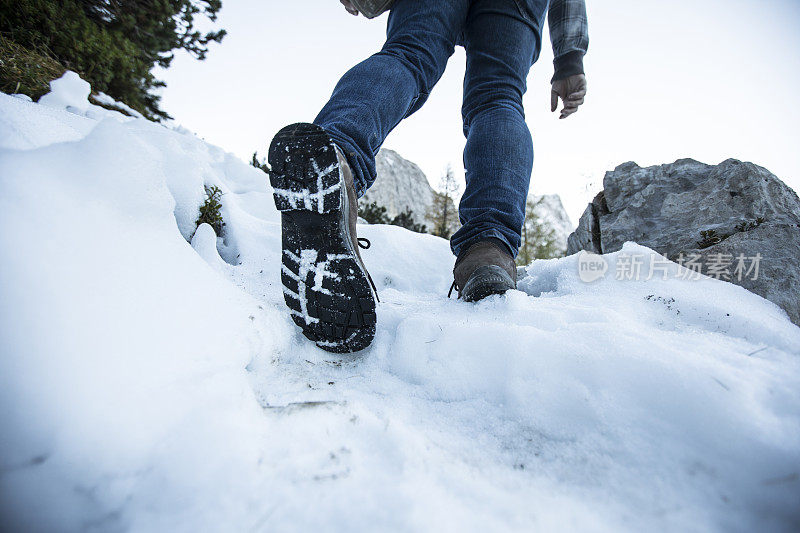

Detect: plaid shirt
548,0,589,81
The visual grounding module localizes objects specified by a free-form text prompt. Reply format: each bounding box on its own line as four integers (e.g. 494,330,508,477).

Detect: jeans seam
404,91,428,119
512,0,535,24
404,95,419,119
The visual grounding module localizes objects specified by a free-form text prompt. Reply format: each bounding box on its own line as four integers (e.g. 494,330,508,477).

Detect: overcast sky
155,0,800,222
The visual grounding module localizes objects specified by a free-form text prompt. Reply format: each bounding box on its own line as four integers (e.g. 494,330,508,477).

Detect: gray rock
362,149,435,223
567,158,800,325
365,150,573,250
362,148,459,231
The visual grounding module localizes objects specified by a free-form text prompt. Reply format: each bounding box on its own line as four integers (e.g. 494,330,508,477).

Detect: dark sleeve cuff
552,51,585,83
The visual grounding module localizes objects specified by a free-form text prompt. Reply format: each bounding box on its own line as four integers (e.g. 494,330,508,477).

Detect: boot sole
268,123,376,353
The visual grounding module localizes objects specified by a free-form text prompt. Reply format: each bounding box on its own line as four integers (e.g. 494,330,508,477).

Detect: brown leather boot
451,239,517,302
268,123,377,353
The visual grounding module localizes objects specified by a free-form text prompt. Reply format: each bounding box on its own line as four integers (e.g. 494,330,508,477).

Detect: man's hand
551,74,587,120
340,0,359,15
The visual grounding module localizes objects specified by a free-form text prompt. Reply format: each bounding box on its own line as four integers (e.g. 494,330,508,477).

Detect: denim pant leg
449,0,548,258
314,0,469,196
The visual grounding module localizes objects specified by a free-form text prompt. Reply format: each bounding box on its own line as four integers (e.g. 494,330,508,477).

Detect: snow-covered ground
1,73,799,532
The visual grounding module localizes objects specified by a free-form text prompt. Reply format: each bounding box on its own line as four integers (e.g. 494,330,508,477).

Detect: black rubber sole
461,265,515,302
268,123,376,353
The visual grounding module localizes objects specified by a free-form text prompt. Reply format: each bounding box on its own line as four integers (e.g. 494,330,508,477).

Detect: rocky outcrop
367,150,572,247
362,149,435,222
363,148,460,231
567,158,800,325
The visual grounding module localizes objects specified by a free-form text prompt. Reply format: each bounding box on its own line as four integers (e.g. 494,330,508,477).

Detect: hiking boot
268,123,377,353
451,238,517,302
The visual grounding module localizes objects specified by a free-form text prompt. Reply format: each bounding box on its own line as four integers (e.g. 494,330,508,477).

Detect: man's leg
314,0,469,196
269,1,470,352
450,0,548,258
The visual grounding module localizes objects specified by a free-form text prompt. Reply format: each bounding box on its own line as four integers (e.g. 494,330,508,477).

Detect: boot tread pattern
268,123,376,353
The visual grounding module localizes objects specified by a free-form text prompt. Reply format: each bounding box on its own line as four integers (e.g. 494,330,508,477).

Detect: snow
91,92,145,119
37,71,92,114
1,72,799,532
272,160,341,212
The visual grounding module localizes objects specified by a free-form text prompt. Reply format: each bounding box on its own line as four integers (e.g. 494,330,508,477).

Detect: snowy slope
1,73,799,533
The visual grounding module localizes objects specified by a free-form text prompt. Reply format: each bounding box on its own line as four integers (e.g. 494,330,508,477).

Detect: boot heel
268,123,342,214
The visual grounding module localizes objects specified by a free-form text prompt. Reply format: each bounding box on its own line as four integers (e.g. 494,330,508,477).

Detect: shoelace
447,280,459,299
356,237,380,302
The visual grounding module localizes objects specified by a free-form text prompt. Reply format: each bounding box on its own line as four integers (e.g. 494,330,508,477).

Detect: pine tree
517,197,562,266
251,152,269,173
358,201,391,225
427,165,460,239
390,207,427,234
196,185,225,236
0,0,226,120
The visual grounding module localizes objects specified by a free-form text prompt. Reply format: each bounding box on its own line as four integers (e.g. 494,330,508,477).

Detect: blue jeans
315,0,548,258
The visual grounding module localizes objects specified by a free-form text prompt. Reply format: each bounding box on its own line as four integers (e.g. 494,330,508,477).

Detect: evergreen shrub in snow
196,185,225,237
